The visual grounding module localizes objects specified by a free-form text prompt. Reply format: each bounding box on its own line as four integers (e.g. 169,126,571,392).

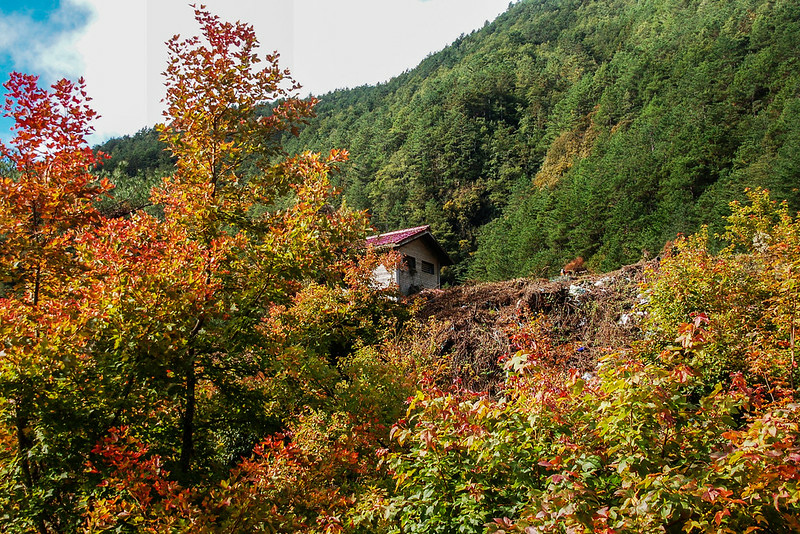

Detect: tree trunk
178,349,196,480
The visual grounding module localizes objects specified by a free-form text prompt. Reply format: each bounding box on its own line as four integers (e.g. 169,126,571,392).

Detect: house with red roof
366,225,453,295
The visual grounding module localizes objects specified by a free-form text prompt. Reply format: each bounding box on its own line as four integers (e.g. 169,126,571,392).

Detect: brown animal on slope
560,256,587,277
659,239,678,261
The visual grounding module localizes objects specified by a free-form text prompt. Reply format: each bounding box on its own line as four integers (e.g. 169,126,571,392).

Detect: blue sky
0,0,515,144
0,1,92,79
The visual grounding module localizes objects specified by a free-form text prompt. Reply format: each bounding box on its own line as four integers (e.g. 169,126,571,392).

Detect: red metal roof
366,225,431,248
365,225,453,266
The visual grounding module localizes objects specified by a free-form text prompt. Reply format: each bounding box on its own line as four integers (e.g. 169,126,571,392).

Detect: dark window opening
421,260,435,274
404,255,416,273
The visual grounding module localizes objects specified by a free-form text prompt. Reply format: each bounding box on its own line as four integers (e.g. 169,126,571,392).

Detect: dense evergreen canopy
97,0,800,282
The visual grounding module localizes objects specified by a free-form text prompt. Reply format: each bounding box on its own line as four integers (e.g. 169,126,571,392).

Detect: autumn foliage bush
0,7,411,533
387,190,800,533
645,189,800,396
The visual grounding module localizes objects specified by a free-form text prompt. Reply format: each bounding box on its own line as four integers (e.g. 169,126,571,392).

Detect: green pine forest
97,0,800,282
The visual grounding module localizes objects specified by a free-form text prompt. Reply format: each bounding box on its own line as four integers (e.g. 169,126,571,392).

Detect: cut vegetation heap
411,261,653,392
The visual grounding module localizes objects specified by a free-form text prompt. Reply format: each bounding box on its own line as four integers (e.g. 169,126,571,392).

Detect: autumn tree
0,6,406,532
146,5,382,481
0,73,111,532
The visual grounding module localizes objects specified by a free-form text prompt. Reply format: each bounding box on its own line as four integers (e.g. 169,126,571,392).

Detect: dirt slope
408,260,657,392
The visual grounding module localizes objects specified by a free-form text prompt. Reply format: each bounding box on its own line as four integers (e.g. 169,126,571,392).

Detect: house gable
366,225,452,295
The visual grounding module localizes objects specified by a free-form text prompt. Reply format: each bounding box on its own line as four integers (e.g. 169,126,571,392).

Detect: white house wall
396,239,441,294
372,264,397,289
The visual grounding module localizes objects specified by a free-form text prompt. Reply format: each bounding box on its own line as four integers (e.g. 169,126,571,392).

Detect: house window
404,255,416,273
421,260,435,274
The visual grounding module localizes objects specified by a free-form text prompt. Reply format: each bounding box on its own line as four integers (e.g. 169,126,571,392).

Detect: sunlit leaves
389,190,800,533
0,5,395,532
0,72,116,532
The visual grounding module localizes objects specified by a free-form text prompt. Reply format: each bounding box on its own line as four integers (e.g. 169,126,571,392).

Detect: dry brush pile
407,260,658,392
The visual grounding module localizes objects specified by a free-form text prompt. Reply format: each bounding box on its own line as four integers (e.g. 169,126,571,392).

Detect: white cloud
0,1,93,140
32,2,91,79
70,0,296,141
72,0,149,141
4,0,514,143
289,0,511,94
0,15,23,51
0,1,91,80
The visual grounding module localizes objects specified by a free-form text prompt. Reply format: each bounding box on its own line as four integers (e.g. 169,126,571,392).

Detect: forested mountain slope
283,0,800,281
97,0,800,282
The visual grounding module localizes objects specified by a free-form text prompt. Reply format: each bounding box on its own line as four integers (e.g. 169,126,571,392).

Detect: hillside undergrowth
385,189,800,533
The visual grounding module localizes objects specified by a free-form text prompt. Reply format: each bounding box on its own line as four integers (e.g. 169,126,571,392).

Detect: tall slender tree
0,73,111,533
153,5,370,479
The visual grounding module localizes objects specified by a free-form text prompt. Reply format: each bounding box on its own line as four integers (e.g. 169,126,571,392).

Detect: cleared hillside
406,260,655,393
